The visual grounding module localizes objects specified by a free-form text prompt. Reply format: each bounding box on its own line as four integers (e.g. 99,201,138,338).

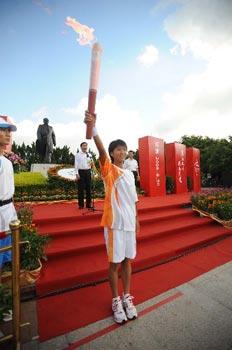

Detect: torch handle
86,89,97,139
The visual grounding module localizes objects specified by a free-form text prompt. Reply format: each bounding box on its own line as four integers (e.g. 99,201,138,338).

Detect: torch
86,42,103,139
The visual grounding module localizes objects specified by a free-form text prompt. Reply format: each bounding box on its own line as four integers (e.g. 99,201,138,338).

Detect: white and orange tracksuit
100,157,138,263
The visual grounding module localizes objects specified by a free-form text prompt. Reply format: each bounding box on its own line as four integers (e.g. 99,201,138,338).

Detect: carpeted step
33,200,190,227
31,194,191,223
34,210,102,227
36,222,230,296
37,207,195,237
44,214,213,258
33,205,190,236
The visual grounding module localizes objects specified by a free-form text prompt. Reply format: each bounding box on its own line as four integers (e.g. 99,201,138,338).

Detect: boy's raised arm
84,111,107,164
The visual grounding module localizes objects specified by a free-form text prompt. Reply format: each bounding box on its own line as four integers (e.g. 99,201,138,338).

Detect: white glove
92,127,98,137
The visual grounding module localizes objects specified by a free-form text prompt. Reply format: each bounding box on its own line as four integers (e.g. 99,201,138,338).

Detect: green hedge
13,170,105,202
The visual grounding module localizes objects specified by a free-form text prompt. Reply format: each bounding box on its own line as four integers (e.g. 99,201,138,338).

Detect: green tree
12,142,75,169
52,145,74,164
181,135,232,186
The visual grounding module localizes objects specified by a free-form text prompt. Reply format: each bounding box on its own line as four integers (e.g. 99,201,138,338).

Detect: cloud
13,119,40,146
96,94,145,151
31,106,50,120
170,45,179,56
137,45,159,67
32,0,52,15
14,94,146,154
164,0,232,60
61,97,87,116
151,0,184,15
154,0,232,141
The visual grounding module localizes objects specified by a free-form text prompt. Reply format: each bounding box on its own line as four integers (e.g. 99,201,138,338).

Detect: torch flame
65,16,95,46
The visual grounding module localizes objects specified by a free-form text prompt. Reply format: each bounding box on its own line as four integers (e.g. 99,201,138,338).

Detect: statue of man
36,118,56,163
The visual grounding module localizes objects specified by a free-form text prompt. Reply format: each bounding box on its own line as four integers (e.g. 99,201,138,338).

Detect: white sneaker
112,297,127,324
122,294,138,320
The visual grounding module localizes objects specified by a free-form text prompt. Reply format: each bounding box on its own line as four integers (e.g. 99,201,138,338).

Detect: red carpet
37,236,232,341
32,194,232,340
34,195,230,296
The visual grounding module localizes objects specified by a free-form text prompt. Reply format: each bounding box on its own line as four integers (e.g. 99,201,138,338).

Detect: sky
0,0,231,154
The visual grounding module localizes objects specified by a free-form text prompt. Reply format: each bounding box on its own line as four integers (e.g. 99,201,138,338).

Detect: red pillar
165,143,187,193
0,115,12,152
138,136,166,196
186,147,201,192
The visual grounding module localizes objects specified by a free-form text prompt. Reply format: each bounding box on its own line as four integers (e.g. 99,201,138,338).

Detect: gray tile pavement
21,261,232,350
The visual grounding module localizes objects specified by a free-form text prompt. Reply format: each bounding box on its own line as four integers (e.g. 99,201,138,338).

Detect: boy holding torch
84,111,139,324
66,15,139,323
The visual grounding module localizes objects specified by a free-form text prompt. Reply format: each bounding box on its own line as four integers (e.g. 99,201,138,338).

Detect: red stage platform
31,194,232,340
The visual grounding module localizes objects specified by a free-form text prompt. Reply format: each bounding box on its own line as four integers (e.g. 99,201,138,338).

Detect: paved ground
21,260,232,350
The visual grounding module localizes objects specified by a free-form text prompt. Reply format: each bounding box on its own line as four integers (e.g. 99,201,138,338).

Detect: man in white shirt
124,150,140,186
74,142,93,209
0,116,17,281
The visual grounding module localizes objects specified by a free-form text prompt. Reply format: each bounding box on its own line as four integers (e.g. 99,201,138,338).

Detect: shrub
213,202,232,221
47,165,81,195
17,205,50,270
5,151,27,173
92,175,104,195
4,151,26,166
20,227,50,270
191,189,232,220
187,176,192,191
0,284,12,322
191,193,211,212
166,176,174,193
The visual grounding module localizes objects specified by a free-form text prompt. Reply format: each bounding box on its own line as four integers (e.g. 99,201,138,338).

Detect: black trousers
132,171,139,187
77,169,92,207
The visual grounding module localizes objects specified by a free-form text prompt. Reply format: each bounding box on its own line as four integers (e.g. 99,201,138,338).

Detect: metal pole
10,219,21,350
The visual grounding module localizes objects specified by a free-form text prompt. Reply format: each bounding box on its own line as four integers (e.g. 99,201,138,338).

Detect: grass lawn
14,172,47,186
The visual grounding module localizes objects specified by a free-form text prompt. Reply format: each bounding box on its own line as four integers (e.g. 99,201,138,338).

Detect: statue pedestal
30,164,57,177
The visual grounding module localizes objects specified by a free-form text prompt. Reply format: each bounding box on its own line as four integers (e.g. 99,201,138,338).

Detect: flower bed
4,151,26,173
14,186,78,202
191,189,232,229
2,205,50,286
13,165,105,202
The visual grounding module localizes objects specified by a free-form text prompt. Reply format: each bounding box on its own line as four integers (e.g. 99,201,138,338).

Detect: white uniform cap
0,116,17,132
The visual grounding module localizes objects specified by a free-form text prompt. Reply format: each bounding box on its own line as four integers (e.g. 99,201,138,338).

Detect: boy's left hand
84,111,96,125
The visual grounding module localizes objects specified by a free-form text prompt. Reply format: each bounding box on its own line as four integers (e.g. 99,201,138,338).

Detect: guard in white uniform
0,117,17,276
